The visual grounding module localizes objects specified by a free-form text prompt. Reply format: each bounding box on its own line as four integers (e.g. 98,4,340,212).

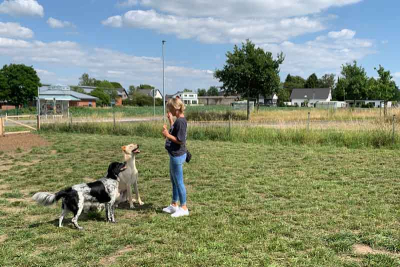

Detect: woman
162,97,189,217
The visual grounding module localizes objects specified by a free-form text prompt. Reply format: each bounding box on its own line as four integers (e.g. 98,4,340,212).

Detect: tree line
214,40,399,109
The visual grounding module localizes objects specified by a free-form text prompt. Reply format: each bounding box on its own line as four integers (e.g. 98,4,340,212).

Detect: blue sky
0,0,398,94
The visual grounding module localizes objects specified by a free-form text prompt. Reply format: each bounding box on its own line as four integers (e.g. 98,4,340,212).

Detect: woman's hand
167,111,173,125
162,124,169,138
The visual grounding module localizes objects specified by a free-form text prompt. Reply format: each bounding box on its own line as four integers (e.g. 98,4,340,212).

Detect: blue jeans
169,153,187,206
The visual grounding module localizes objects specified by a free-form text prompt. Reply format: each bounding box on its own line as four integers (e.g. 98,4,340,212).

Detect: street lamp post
162,40,166,123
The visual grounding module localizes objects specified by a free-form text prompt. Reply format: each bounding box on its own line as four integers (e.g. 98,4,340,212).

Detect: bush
123,92,163,106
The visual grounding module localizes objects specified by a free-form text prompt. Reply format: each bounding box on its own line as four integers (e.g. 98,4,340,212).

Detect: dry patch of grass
353,244,400,257
0,234,7,244
99,246,134,266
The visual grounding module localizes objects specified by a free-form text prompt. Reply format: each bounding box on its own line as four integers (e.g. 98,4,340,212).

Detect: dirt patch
353,244,399,257
0,234,7,244
99,246,133,266
0,133,49,152
17,159,41,167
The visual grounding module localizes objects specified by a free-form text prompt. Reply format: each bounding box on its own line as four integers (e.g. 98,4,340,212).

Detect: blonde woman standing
162,97,189,217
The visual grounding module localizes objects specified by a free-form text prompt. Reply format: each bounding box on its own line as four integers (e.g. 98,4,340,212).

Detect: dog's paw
129,204,135,209
138,201,144,206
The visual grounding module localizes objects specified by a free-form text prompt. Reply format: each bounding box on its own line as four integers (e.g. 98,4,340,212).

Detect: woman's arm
162,125,182,144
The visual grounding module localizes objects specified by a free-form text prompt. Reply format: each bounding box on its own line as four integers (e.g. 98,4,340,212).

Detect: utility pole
162,40,166,123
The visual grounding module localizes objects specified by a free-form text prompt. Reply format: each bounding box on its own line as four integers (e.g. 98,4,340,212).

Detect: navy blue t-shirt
165,117,187,157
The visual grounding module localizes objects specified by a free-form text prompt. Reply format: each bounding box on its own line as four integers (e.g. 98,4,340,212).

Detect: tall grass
41,121,399,149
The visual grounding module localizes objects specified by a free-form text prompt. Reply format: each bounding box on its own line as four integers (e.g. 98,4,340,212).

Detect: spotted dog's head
107,162,127,180
121,144,140,155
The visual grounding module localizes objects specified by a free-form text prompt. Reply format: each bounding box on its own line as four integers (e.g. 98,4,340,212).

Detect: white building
290,88,332,107
259,94,278,106
169,91,198,105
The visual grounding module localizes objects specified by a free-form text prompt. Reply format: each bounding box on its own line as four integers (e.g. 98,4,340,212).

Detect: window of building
184,100,189,104
189,94,194,97
192,100,197,104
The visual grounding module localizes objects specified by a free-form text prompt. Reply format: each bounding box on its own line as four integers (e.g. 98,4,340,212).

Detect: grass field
1,132,400,266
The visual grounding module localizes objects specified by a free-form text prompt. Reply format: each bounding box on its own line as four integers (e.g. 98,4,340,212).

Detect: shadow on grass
116,202,159,212
28,212,107,229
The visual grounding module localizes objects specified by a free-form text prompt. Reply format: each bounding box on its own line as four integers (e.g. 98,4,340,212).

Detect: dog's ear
107,162,119,179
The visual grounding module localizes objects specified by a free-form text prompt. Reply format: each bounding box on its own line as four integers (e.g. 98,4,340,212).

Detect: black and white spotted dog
32,162,126,230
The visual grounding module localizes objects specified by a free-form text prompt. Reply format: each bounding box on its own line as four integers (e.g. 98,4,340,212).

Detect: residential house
39,84,97,115
167,91,198,105
290,88,331,107
259,94,278,106
77,86,128,106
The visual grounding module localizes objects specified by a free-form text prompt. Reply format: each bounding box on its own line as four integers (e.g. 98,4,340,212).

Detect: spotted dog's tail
32,189,70,206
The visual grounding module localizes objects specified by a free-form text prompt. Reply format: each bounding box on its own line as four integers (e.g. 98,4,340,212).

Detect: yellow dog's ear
121,146,126,150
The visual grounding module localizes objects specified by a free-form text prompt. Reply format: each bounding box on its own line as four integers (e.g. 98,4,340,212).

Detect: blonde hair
167,97,185,113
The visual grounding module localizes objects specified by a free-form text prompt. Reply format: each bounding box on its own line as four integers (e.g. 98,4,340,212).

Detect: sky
0,0,399,94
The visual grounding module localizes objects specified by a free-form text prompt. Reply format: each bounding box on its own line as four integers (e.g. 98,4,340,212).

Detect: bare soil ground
0,133,49,152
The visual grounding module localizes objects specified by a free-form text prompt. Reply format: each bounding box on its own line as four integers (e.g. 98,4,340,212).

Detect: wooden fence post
37,115,40,131
0,117,4,136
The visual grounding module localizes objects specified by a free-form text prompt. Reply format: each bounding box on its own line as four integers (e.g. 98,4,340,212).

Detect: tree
319,74,336,89
334,61,368,103
277,83,290,106
137,84,154,89
197,88,207,96
128,85,136,96
214,39,284,117
207,86,219,96
0,64,40,107
97,80,118,102
90,88,110,106
374,65,397,116
283,74,306,90
111,82,123,89
183,88,192,92
305,73,319,88
79,73,98,86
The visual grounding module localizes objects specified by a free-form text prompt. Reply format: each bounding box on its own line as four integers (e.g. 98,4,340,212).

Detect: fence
0,114,40,136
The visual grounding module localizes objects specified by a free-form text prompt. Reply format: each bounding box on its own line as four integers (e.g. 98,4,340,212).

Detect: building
259,94,278,106
345,100,392,108
0,101,17,110
167,91,198,105
136,89,163,99
39,84,97,115
198,96,238,105
290,88,331,107
77,86,128,106
315,101,347,109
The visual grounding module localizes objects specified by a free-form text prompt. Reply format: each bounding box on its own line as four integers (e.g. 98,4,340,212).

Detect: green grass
69,105,234,118
41,121,400,149
1,132,400,266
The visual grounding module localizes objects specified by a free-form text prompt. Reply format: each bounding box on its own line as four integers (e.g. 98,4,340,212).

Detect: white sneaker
162,205,178,214
171,207,189,218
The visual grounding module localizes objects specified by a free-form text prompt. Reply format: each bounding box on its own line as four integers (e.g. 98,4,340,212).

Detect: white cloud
116,0,138,8
35,68,55,76
394,72,400,78
47,17,75,29
0,36,29,47
102,16,122,28
328,29,355,39
0,22,33,38
134,0,362,19
260,29,375,76
0,37,217,91
103,10,324,44
0,0,44,17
